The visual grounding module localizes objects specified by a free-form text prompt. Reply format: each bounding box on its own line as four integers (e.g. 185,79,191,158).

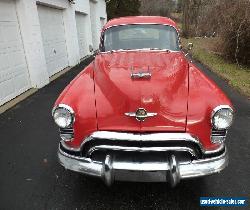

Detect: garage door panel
0,79,15,99
11,50,26,65
5,24,20,41
0,0,31,106
0,70,12,84
0,45,8,54
90,2,99,50
0,26,3,44
49,56,68,75
0,1,17,22
44,29,65,43
13,72,29,90
54,42,68,56
0,65,28,85
38,5,69,76
43,42,68,63
76,13,87,59
0,53,9,70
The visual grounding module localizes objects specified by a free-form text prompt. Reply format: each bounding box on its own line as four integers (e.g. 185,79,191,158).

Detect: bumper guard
58,146,228,187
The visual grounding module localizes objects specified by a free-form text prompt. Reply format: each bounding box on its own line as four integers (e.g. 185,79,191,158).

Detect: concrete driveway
0,57,249,210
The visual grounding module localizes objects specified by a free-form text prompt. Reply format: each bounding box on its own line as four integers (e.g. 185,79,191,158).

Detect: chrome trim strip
90,131,199,142
125,112,158,118
99,49,180,54
212,105,234,116
58,146,228,185
125,108,157,122
86,145,197,157
179,148,228,179
124,112,157,117
60,141,79,151
124,112,136,117
203,143,225,155
103,23,179,32
52,104,75,116
58,148,103,177
60,131,225,155
131,71,152,79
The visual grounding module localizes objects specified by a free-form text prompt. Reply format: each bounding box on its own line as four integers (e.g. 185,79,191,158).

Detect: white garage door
0,0,31,106
38,5,68,77
76,13,87,59
90,1,99,50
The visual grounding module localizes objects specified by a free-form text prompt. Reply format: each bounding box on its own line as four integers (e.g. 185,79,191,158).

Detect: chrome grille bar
86,145,198,157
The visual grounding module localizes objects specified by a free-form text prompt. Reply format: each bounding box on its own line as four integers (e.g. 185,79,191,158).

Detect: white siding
0,0,31,106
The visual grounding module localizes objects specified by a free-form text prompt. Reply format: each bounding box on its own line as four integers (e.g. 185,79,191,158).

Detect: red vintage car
52,16,234,187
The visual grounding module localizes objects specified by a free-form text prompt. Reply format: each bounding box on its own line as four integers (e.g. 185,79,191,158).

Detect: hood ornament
131,66,151,79
125,108,157,121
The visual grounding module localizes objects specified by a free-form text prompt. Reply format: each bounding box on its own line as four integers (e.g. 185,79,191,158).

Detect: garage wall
0,0,106,106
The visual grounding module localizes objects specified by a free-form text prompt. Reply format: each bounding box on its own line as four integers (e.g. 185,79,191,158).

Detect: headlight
52,104,74,128
211,105,234,130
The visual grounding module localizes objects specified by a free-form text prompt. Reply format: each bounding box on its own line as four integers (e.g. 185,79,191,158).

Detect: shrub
219,0,250,66
184,0,250,66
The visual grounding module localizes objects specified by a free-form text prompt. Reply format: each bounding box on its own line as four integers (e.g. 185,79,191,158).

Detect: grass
182,37,250,98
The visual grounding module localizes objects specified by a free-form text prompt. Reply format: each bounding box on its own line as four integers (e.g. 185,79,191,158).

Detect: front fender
54,63,97,149
186,63,233,151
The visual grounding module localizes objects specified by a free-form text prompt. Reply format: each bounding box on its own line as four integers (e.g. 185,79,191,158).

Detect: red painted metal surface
103,16,179,31
54,64,98,149
54,17,233,151
94,51,188,132
186,63,233,151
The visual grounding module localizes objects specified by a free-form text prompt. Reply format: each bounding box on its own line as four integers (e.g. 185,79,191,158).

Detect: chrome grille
211,128,227,143
59,128,74,142
81,138,202,159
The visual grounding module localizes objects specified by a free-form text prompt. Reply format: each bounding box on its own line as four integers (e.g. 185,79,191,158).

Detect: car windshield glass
103,24,180,52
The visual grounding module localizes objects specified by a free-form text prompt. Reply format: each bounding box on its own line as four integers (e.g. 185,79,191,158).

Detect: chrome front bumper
58,145,228,187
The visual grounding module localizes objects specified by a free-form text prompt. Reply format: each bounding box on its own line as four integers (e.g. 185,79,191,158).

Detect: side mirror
187,43,193,51
89,44,94,53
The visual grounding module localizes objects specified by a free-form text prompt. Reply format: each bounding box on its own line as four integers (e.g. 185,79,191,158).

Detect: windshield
102,24,180,52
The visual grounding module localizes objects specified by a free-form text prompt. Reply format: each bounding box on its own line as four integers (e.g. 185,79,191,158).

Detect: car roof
103,16,178,31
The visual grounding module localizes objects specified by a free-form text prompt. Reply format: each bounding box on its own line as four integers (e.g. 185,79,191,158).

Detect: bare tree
182,0,250,66
140,0,175,17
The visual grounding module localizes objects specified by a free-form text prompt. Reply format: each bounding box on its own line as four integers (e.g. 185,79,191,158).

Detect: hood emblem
131,66,151,79
125,108,157,122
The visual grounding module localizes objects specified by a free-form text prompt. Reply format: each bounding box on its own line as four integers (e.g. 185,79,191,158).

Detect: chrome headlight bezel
52,104,75,128
211,105,234,130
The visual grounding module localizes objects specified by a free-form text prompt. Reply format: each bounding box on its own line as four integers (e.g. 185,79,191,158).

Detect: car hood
93,51,189,132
